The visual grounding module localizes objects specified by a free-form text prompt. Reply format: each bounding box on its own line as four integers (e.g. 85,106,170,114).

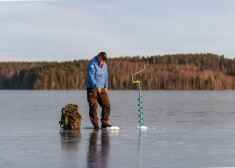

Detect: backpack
59,104,82,130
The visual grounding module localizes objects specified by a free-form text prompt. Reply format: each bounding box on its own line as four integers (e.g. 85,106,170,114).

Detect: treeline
1,53,235,90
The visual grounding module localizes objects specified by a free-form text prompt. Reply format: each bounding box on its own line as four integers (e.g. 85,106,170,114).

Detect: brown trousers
87,88,111,125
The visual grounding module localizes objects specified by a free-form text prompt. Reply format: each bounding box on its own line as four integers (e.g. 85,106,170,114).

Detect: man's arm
104,67,108,89
87,63,98,88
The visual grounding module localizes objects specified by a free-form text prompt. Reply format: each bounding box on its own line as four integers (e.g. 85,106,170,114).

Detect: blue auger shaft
138,81,144,127
131,66,145,127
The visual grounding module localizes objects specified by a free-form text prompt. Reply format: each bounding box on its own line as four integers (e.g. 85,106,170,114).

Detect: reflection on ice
87,130,110,168
138,130,144,168
60,130,81,150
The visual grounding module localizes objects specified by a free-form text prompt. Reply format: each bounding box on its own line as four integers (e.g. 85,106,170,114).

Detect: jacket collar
94,55,99,64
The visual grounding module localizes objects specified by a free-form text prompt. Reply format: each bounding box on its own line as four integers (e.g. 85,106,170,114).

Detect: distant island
0,53,235,90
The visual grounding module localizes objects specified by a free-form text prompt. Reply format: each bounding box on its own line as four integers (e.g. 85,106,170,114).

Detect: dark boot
101,123,112,128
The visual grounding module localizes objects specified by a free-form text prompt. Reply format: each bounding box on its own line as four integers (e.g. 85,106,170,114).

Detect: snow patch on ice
106,126,120,130
137,125,148,130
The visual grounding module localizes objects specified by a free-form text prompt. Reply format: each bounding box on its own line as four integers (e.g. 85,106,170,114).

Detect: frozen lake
1,90,235,168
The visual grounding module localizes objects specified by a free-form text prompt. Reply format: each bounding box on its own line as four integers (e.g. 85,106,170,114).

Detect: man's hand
97,87,102,94
98,88,108,94
103,88,108,93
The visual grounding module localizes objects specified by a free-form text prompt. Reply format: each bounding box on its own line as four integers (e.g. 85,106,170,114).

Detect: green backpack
59,104,82,130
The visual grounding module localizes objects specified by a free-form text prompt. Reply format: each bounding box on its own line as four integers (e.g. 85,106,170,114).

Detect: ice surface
1,91,235,168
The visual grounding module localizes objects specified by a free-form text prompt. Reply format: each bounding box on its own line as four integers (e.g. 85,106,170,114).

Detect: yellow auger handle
132,80,139,84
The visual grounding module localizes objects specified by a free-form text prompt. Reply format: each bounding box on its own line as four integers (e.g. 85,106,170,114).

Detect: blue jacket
86,56,108,89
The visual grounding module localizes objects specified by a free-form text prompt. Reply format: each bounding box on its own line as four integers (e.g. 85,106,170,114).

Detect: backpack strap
59,108,65,128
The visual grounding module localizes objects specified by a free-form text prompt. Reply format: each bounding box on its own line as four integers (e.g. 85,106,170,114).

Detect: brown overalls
87,88,111,125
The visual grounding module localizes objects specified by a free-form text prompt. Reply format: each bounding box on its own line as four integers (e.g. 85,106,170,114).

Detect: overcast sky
0,0,234,61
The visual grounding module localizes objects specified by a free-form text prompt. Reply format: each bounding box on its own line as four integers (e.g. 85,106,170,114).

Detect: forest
1,53,235,90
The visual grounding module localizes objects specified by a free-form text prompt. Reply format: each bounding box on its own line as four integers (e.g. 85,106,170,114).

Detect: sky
0,0,235,61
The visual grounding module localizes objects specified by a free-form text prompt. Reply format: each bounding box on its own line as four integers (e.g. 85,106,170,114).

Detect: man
86,52,112,129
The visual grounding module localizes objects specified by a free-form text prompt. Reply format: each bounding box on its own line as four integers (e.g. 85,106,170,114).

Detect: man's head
98,52,107,61
97,52,107,68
